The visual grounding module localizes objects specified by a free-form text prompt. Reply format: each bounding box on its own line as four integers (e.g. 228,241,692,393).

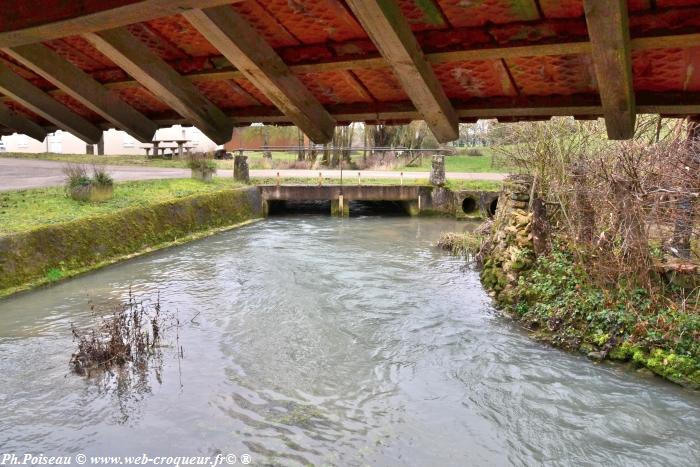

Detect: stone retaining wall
480,174,535,304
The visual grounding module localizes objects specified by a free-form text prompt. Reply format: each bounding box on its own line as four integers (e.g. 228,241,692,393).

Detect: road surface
0,157,506,191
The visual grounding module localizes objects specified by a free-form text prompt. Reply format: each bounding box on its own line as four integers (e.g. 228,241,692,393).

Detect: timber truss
1,0,700,144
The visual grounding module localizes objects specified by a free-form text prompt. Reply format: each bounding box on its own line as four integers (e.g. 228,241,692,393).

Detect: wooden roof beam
5,43,158,143
84,27,233,144
0,101,47,142
183,6,336,144
345,0,458,143
584,0,636,140
0,64,102,143
0,0,242,49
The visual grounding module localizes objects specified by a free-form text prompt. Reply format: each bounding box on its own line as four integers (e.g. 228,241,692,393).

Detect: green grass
0,178,243,235
1,150,512,173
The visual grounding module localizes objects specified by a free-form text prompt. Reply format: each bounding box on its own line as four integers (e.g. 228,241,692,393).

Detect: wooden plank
0,101,47,141
0,30,690,100
84,27,233,144
5,43,157,143
584,0,635,139
0,64,102,143
345,0,458,142
183,6,336,143
0,0,241,48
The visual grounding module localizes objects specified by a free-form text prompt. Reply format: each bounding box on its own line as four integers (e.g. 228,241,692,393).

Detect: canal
1,215,699,466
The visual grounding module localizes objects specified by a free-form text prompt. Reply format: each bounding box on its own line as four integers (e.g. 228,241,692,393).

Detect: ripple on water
0,216,698,466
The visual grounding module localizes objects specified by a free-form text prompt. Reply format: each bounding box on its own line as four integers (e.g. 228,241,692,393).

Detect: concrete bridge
258,184,499,218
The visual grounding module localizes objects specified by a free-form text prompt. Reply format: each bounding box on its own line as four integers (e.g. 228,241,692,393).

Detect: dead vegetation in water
437,231,484,261
70,290,174,377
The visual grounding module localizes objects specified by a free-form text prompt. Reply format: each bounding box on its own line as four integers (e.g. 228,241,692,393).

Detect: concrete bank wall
259,184,499,218
0,187,263,297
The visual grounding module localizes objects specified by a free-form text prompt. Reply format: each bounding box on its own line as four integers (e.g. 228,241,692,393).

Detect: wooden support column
84,27,233,144
0,64,102,144
0,102,47,142
345,0,458,142
5,43,158,143
583,0,636,140
183,6,336,143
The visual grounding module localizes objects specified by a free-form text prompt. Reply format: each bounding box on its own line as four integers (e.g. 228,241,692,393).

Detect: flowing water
1,215,699,466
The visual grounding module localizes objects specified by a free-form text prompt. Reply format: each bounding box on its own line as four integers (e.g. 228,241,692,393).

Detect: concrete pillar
403,200,420,216
97,135,104,155
234,155,250,184
331,196,349,217
429,155,446,186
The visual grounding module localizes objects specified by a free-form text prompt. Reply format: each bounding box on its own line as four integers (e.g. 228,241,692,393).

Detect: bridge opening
462,197,477,214
267,200,331,215
266,199,411,217
489,199,499,217
349,201,410,216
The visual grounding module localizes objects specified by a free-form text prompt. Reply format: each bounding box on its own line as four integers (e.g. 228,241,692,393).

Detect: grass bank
0,151,511,174
0,181,263,298
0,178,243,235
502,247,700,389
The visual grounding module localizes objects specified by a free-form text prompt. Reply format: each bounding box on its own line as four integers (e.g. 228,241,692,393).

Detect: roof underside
1,0,700,143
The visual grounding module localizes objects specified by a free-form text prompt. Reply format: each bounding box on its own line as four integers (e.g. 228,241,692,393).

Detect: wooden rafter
0,0,242,49
0,30,696,102
584,0,635,139
0,64,102,144
183,6,336,143
345,0,458,143
0,101,47,141
5,43,158,143
84,27,233,144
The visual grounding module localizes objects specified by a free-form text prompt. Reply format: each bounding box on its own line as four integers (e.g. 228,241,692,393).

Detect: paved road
0,157,506,191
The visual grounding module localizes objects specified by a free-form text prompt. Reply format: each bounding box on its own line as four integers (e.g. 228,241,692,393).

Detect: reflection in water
1,216,699,466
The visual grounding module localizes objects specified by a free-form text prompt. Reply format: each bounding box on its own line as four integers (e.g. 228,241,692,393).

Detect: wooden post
670,118,700,258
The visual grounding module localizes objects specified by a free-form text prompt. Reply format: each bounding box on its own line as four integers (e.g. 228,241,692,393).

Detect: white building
1,125,220,155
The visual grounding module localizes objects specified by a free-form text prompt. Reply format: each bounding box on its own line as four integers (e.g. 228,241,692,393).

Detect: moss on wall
0,187,263,297
479,175,700,389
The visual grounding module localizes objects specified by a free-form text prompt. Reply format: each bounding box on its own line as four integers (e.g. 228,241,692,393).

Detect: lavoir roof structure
1,0,700,145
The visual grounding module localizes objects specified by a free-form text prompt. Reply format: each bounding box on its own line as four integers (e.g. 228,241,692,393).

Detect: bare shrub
497,116,700,286
275,159,312,170
355,152,400,170
63,163,91,189
437,231,483,261
70,291,172,376
463,148,484,157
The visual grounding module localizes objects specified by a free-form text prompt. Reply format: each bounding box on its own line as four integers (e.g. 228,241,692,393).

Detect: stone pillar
234,155,250,184
429,155,446,186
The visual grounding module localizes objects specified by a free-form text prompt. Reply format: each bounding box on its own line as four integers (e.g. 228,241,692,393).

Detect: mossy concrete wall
0,187,263,297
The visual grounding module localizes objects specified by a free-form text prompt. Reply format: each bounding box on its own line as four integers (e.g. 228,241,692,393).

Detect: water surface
1,216,699,466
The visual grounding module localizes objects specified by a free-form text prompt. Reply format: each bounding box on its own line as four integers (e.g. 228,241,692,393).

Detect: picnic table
142,139,194,158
